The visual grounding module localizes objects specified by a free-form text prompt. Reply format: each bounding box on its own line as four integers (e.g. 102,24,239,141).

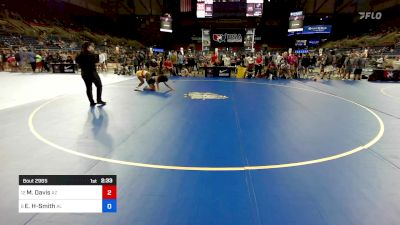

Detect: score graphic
102,185,117,213
19,175,117,213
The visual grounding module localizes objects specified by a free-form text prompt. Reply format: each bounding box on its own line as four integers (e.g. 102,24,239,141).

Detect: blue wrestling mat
1,78,400,225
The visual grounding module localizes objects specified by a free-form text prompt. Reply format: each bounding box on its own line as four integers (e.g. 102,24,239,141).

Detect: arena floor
1,72,400,225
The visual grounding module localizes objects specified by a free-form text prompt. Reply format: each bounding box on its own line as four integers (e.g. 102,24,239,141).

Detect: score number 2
102,185,116,199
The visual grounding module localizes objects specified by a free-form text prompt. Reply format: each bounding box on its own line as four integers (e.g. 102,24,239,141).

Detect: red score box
102,185,117,199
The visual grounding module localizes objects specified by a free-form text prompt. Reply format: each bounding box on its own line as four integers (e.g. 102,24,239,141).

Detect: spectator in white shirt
222,55,231,67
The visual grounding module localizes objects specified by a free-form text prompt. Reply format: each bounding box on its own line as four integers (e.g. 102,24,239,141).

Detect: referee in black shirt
75,42,106,106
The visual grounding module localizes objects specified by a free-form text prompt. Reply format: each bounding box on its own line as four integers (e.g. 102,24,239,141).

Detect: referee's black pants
82,72,103,104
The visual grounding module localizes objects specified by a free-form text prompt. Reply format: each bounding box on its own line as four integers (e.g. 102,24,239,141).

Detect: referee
75,42,106,106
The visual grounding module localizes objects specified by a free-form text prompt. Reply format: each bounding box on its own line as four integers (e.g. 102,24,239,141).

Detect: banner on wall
302,25,332,34
210,29,245,47
202,29,211,51
244,28,255,52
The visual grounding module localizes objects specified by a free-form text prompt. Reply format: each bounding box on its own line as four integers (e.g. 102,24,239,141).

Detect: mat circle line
28,80,385,171
381,86,400,101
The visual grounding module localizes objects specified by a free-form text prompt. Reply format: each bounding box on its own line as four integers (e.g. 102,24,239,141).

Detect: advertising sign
211,30,245,47
288,11,304,32
160,16,172,33
302,25,332,34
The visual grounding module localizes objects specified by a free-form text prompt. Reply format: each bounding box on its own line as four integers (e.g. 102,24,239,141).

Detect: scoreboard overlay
19,175,117,213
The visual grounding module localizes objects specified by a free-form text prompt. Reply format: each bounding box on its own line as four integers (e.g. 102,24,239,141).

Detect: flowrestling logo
212,33,243,43
359,12,382,20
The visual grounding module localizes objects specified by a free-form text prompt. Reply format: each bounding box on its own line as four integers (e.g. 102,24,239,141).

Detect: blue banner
152,48,164,53
295,49,309,54
302,25,332,34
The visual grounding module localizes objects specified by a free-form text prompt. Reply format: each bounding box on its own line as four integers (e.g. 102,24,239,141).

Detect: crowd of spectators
0,27,399,80
1,41,399,81
0,48,75,72
99,47,399,81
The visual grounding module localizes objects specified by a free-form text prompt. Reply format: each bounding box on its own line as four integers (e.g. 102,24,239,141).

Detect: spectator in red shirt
163,56,177,76
255,53,264,77
267,60,277,79
211,53,218,66
7,55,17,72
287,53,298,79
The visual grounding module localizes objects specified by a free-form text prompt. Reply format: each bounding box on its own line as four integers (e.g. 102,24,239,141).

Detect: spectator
353,53,366,80
211,53,218,66
149,58,159,75
230,55,236,66
255,53,263,78
287,53,298,79
43,52,51,72
222,54,231,67
99,52,107,72
393,56,400,70
187,52,196,73
28,49,36,73
133,54,139,73
177,52,184,74
7,54,17,72
138,51,145,69
245,54,255,78
180,67,189,77
343,53,355,80
266,60,277,79
171,51,178,74
35,53,43,72
163,56,176,76
321,51,336,79
376,55,384,69
0,50,4,71
66,55,74,64
54,52,62,63
15,50,23,72
278,52,289,79
300,53,311,77
311,55,317,67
